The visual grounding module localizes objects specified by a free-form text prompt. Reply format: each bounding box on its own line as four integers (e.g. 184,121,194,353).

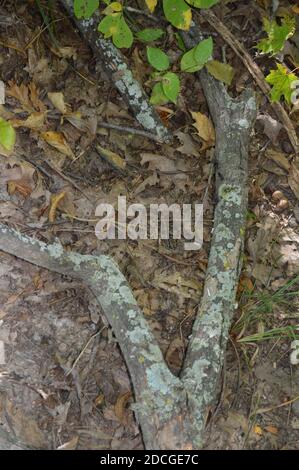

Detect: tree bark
0,75,256,446
0,20,257,452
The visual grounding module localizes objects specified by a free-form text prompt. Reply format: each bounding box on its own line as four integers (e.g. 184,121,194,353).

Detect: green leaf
175,32,186,52
257,16,295,55
186,0,219,8
0,118,16,151
206,60,234,85
98,13,120,39
162,72,180,103
113,16,133,48
98,13,133,48
163,0,192,31
136,28,165,42
181,37,213,72
147,47,170,71
265,63,298,104
150,82,169,105
74,0,99,19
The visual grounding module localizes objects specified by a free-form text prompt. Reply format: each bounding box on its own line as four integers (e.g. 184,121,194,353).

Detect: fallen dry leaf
253,424,263,436
48,191,66,222
41,131,75,159
12,112,46,130
264,425,279,435
2,161,36,197
175,131,200,157
191,111,215,148
57,436,79,450
96,144,126,172
51,46,77,59
48,92,70,115
265,148,290,172
257,114,282,144
7,81,46,113
114,391,132,425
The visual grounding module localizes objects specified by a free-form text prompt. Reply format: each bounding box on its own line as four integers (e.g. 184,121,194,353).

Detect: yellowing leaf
206,60,234,85
103,1,123,15
41,131,75,159
48,92,70,114
163,0,192,31
98,12,133,48
191,111,215,147
145,0,158,13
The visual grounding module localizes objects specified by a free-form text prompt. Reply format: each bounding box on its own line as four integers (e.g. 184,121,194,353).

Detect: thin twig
66,327,106,376
254,394,299,415
44,160,93,203
97,121,165,143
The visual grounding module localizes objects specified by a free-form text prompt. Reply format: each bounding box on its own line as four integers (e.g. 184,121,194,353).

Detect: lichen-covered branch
60,0,170,143
0,222,190,450
0,24,256,452
180,28,257,444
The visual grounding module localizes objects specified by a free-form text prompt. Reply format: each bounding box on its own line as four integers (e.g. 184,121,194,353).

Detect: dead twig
98,121,166,143
45,160,93,203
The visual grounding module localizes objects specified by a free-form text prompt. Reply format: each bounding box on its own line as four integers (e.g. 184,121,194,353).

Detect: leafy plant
147,46,170,71
0,118,16,152
255,13,298,104
163,0,192,31
257,15,295,55
266,63,298,104
72,0,235,106
98,2,133,48
180,37,213,72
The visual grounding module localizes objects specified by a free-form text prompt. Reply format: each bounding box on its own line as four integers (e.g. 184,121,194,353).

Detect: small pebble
272,190,284,202
276,199,288,210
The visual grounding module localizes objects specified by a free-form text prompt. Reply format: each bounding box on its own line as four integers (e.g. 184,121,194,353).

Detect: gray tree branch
0,20,257,452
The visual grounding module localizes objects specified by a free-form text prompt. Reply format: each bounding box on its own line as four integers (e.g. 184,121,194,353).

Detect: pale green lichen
215,225,233,243
141,343,164,363
146,363,180,395
238,118,249,128
219,184,242,204
47,242,64,259
126,326,152,345
247,96,257,111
